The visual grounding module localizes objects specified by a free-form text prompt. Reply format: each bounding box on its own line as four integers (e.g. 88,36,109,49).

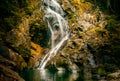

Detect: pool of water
20,69,84,81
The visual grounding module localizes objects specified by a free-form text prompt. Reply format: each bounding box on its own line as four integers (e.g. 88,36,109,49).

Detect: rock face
0,0,45,80
0,64,25,81
0,45,25,81
46,0,120,80
0,0,120,81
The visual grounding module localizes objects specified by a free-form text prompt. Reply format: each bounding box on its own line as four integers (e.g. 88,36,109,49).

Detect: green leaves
105,17,117,32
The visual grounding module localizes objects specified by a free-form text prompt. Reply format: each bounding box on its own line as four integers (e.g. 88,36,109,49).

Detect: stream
21,69,84,81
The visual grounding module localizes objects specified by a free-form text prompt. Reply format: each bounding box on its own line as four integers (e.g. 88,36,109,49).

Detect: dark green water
20,69,84,81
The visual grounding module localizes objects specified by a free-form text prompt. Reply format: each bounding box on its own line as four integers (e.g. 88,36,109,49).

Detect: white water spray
39,0,69,69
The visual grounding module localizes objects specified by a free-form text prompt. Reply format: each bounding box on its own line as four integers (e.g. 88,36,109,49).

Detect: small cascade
88,52,96,68
39,0,69,69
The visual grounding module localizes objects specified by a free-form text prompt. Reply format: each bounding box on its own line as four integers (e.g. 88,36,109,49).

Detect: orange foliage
16,55,27,70
31,42,43,56
29,42,43,68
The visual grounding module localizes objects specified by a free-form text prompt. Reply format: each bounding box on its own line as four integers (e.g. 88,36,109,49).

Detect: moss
69,0,92,13
53,56,69,69
14,44,30,64
0,0,41,32
97,68,106,75
105,19,117,32
16,55,27,70
25,1,39,15
30,21,50,47
85,0,120,14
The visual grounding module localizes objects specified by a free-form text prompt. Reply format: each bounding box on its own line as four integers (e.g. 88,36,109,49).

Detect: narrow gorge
0,0,120,81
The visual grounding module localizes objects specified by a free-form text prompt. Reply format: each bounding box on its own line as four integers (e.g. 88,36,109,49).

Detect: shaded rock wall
0,0,45,80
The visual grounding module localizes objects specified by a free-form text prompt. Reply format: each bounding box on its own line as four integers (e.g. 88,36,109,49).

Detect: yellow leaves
62,3,68,11
29,42,43,68
73,0,81,4
69,0,92,13
88,27,103,33
77,2,92,13
14,42,44,69
70,0,81,4
31,42,43,56
28,57,35,68
85,2,92,9
16,55,27,70
21,62,27,69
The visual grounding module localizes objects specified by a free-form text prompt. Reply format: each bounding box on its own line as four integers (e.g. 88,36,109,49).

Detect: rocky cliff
0,0,45,80
47,0,120,81
0,0,120,81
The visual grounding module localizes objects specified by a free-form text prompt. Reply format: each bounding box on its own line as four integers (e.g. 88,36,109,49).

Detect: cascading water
39,0,69,69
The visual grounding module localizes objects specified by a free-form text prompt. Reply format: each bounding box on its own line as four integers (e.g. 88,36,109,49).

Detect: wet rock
2,46,27,70
0,53,25,81
0,45,9,59
0,55,15,67
0,64,24,81
0,44,25,66
107,70,120,79
68,63,80,72
57,67,66,71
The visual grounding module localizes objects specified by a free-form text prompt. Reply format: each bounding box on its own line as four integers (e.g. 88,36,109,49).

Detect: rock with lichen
0,0,45,80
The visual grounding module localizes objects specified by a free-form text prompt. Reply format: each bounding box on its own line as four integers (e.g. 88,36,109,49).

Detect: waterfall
39,0,69,69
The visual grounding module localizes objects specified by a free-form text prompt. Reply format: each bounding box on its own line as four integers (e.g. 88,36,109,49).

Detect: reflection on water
20,69,84,81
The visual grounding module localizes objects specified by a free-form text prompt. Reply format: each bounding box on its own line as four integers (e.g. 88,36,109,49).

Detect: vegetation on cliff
0,0,120,81
0,0,45,80
48,0,120,80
